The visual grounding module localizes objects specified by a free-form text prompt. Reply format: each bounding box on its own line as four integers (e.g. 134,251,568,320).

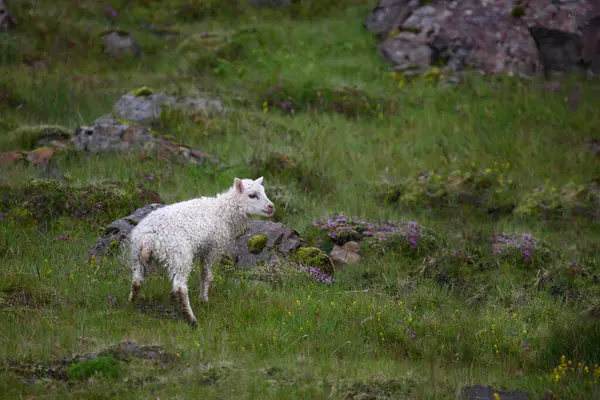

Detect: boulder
366,0,600,75
113,89,225,124
71,116,219,166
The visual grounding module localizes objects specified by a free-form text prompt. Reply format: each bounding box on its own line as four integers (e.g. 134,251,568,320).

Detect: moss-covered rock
287,246,335,276
247,234,268,254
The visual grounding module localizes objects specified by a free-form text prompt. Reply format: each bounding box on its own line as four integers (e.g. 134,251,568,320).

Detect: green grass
1,0,600,398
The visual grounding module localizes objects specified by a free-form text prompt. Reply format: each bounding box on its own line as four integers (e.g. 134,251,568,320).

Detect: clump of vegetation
491,232,558,267
312,213,441,258
0,179,162,228
378,162,516,215
248,152,331,193
419,247,492,291
264,183,304,220
260,81,394,119
66,355,121,381
532,259,600,300
1,125,72,151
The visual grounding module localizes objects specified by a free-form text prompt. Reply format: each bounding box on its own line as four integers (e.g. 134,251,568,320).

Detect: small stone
330,244,361,266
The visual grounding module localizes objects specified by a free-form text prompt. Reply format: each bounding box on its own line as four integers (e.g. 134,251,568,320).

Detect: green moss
66,355,121,380
131,86,154,97
288,247,335,276
247,234,268,254
511,7,526,18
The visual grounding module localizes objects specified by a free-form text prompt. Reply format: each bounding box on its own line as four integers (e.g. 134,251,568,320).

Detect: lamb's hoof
188,318,198,329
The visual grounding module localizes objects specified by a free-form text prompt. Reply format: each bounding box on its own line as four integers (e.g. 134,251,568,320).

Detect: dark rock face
0,0,17,32
366,0,600,75
232,220,305,268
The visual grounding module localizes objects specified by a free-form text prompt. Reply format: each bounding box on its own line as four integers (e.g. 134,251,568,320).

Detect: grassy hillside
1,1,600,398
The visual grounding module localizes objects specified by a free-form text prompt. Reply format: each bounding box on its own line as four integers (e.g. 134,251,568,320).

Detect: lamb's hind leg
129,245,150,303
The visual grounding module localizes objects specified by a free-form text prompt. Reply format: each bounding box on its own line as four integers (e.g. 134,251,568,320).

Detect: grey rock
378,34,434,71
113,92,225,124
71,115,219,165
365,0,421,36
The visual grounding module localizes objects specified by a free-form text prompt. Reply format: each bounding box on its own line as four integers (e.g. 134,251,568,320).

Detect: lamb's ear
255,176,264,185
234,178,244,194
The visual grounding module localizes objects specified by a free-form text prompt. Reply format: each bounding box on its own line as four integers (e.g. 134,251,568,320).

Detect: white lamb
128,177,275,326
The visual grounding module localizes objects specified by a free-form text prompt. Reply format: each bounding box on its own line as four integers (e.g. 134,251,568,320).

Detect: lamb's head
234,176,275,217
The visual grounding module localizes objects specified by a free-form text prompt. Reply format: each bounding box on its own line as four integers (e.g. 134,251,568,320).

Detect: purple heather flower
55,235,72,241
407,329,417,340
520,340,531,352
0,214,5,222
279,101,293,111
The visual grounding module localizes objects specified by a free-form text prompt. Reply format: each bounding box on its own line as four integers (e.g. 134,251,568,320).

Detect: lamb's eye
249,193,258,199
